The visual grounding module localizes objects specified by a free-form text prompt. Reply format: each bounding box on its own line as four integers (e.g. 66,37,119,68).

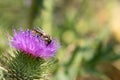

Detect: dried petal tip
11,29,60,59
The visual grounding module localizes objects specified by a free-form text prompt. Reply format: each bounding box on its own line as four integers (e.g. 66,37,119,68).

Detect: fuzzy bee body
32,27,52,45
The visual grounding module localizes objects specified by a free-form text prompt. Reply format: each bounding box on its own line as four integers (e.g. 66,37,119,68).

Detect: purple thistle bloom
11,29,60,59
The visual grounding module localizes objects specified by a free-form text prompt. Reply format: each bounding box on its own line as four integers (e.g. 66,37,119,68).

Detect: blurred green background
1,0,120,80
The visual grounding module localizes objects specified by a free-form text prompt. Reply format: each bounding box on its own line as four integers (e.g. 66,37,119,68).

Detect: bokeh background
1,0,120,80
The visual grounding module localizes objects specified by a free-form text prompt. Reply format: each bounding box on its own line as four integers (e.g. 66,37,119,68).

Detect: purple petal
11,29,60,59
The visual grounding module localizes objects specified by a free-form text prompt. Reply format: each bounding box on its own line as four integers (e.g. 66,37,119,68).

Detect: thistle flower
11,29,60,59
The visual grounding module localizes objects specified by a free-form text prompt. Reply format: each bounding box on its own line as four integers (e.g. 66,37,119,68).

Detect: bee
32,27,52,45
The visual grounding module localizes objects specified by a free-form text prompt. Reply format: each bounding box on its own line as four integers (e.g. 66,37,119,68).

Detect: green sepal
5,50,45,80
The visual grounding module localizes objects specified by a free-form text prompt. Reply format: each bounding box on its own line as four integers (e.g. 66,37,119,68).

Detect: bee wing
34,27,44,33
